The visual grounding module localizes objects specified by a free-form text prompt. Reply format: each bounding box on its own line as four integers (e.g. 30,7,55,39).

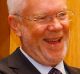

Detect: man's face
19,0,69,66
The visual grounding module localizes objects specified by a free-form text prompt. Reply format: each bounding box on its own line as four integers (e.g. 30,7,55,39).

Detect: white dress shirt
20,47,67,74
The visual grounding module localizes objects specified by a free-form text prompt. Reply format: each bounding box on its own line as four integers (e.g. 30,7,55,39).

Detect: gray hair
7,0,67,15
7,0,27,15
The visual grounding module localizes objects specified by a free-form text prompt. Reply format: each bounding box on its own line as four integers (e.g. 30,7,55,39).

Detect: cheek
63,21,69,30
30,25,47,40
20,25,32,43
63,23,69,36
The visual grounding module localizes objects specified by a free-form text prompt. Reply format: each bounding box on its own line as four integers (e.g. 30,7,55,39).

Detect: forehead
22,0,67,15
28,0,66,6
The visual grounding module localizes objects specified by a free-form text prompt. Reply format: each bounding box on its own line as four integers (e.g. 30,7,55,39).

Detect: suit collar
7,47,40,74
7,47,80,74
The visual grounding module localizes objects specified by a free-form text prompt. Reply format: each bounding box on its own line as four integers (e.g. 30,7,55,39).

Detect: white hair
7,0,27,15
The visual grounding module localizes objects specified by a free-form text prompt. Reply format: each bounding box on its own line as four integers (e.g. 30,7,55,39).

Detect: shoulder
0,48,20,74
0,55,14,74
64,63,80,74
69,66,80,72
0,63,15,74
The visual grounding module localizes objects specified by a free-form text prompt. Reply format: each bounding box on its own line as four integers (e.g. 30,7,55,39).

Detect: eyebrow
33,7,67,15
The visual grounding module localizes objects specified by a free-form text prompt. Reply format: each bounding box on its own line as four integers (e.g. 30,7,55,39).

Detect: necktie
48,68,62,74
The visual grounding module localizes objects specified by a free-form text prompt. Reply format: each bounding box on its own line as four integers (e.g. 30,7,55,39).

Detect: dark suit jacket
0,47,80,74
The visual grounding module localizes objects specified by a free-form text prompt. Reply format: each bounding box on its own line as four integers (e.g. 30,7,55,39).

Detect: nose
47,18,63,32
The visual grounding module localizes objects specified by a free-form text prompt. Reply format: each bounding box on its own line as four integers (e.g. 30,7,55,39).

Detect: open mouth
43,37,63,45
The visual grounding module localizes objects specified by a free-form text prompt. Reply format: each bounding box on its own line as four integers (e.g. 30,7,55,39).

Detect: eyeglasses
14,10,74,24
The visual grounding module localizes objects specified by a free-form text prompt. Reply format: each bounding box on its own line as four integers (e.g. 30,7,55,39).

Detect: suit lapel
5,48,80,74
7,48,40,74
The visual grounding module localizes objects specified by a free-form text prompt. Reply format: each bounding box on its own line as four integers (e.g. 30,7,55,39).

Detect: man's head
7,0,69,66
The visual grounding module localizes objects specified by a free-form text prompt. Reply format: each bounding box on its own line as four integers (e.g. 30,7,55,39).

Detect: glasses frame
13,10,74,24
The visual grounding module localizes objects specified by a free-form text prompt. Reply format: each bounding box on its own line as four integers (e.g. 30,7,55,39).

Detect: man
0,0,80,74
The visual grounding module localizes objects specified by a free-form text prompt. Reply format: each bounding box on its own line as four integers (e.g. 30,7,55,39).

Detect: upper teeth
44,38,61,42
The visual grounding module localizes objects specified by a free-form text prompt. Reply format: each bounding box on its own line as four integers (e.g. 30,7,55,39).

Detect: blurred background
0,0,10,59
0,0,80,68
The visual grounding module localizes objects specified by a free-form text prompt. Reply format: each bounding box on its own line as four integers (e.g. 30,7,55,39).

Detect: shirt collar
20,47,67,74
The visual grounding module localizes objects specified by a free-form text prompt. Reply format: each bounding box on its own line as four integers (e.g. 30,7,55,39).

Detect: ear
8,15,21,37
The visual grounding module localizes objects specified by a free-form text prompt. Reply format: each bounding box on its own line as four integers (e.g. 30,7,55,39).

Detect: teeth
48,39,59,42
44,37,62,42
